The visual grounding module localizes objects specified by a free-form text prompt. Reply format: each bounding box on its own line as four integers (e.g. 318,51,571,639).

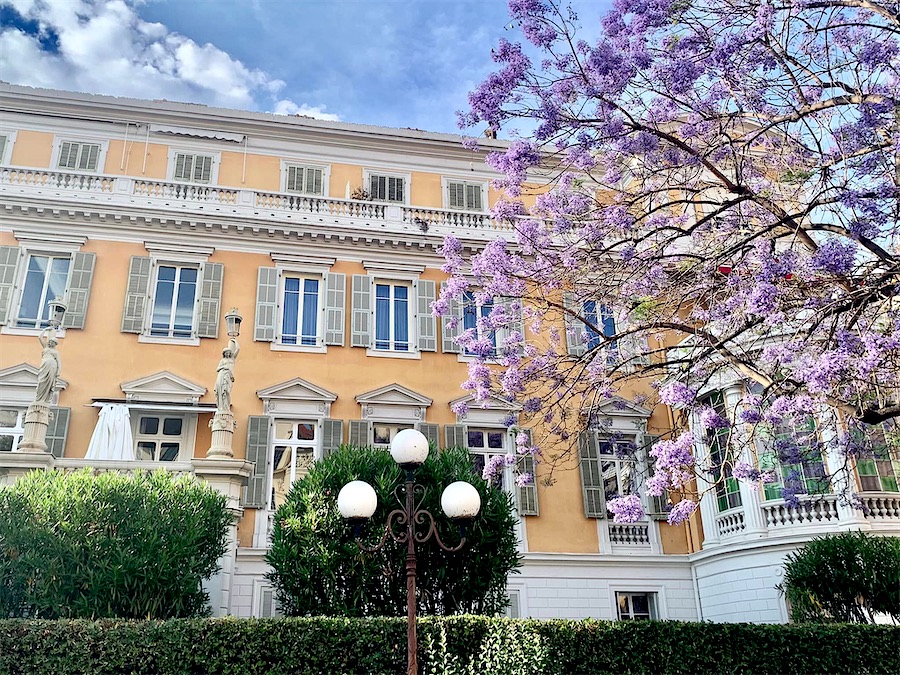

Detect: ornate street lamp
224,307,243,338
48,297,67,329
337,429,481,675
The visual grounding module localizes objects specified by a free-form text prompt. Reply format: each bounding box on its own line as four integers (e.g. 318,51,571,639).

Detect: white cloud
272,99,340,121
0,0,338,117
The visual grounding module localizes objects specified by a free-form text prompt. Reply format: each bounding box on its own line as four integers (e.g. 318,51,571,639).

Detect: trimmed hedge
0,616,897,675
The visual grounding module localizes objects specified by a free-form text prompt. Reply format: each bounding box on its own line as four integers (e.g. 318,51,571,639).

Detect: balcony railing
714,508,746,538
0,166,507,239
761,495,839,529
860,492,900,519
608,522,651,549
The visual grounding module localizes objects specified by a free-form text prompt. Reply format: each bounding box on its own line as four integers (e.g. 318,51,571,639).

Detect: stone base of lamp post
207,412,237,459
16,402,51,453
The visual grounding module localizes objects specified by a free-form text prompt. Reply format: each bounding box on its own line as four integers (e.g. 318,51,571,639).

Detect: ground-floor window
271,419,317,509
615,591,656,620
372,422,413,448
0,407,24,452
468,427,508,489
134,414,186,461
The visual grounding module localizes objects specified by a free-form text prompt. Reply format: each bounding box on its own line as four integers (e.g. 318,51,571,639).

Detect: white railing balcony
1,166,116,193
608,522,652,552
402,205,504,231
714,508,746,538
133,179,239,204
255,191,387,219
761,495,839,529
859,492,900,520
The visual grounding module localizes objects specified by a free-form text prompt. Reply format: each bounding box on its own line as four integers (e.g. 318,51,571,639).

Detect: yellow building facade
4,85,893,623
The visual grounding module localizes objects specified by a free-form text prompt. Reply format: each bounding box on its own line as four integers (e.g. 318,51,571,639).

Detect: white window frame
271,267,327,353
280,160,330,196
366,275,419,359
131,411,197,462
363,169,410,205
596,434,643,519
0,129,17,166
442,176,488,212
51,137,108,173
142,262,202,343
166,148,220,185
11,252,72,331
370,421,415,449
0,406,26,452
612,589,661,621
269,418,320,510
466,426,513,491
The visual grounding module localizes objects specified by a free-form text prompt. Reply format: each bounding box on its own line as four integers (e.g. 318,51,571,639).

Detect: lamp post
207,307,241,458
337,429,481,675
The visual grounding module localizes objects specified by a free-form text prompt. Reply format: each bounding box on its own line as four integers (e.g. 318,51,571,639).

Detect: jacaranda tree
439,0,899,523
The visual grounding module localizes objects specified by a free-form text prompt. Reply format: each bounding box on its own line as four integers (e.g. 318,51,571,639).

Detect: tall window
447,180,484,210
134,414,184,461
172,153,213,184
57,141,100,171
761,417,828,500
0,408,24,452
281,276,319,346
369,174,405,203
16,254,70,329
374,282,410,351
599,436,637,516
856,424,900,492
616,592,656,620
462,291,495,355
271,420,317,509
468,428,507,489
285,165,324,195
703,392,742,512
372,423,413,447
583,300,616,351
150,265,198,338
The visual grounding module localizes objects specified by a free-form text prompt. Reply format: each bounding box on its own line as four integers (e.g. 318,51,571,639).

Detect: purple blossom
659,382,695,407
666,500,697,526
810,239,856,275
483,455,506,483
698,406,730,430
450,401,469,418
514,472,534,488
607,494,645,523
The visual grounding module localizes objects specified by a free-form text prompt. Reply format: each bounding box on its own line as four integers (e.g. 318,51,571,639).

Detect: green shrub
266,445,521,617
0,616,897,675
780,531,900,623
0,469,231,619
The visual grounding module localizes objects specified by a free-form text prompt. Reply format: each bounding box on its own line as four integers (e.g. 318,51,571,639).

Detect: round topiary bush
266,445,521,617
0,468,231,619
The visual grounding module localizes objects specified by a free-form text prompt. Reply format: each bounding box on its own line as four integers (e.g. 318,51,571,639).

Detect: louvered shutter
0,135,7,161
195,155,213,183
351,274,371,348
286,166,301,192
388,176,404,202
564,291,586,357
322,418,344,458
58,142,75,169
578,431,606,518
324,272,345,346
444,424,468,449
644,434,668,520
516,428,539,516
440,282,463,354
46,407,71,458
466,184,482,210
242,416,271,508
60,252,95,329
196,262,224,339
121,256,152,334
81,144,100,171
174,153,189,181
307,168,323,194
369,174,383,200
259,587,276,618
416,422,440,447
254,267,278,342
0,245,22,325
349,420,370,448
417,279,437,352
448,182,464,209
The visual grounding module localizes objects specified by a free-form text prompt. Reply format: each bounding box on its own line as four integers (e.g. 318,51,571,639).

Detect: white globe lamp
390,428,430,469
337,480,378,522
440,481,482,521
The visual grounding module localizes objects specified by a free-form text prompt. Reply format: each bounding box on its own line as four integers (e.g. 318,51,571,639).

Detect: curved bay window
703,392,742,512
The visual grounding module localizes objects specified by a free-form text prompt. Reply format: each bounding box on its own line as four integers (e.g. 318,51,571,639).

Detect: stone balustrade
761,495,839,529
860,492,900,519
714,509,746,538
608,522,651,547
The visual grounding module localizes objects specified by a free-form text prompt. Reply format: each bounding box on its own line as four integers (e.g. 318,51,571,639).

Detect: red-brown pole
405,475,418,675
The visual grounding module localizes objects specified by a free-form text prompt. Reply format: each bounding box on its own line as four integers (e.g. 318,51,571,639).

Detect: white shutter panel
324,272,345,346
0,245,22,325
46,407,71,458
58,142,75,169
440,282,463,354
349,420,370,447
516,428,539,516
307,168,323,195
466,184,482,210
286,166,300,192
578,431,606,518
322,418,344,458
242,416,271,508
351,274,372,348
121,256,152,334
444,424,468,450
564,291,586,357
81,144,100,171
448,182,464,209
61,251,96,330
197,262,224,339
417,279,436,352
195,155,212,183
173,153,188,181
254,267,279,342
415,422,440,447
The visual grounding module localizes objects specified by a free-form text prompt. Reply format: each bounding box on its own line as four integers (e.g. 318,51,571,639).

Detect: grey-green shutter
516,428,539,516
83,144,100,171
254,267,278,342
197,262,224,339
324,272,345,346
307,168,323,194
121,256,152,334
0,245,22,325
174,153,189,181
196,155,213,183
322,418,343,457
0,136,6,161
417,279,437,352
351,274,371,348
349,420,370,447
440,282,463,354
61,252,95,330
444,424,468,449
243,416,270,508
416,422,440,447
286,166,300,192
46,406,71,458
448,181,464,209
578,430,606,518
564,291,586,357
644,434,668,519
58,141,75,168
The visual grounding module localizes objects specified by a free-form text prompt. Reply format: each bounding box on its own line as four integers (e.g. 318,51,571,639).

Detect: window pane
137,441,156,460
297,423,315,441
393,286,408,351
18,256,50,325
43,258,70,323
151,266,176,333
0,409,18,427
173,268,197,336
631,594,649,615
301,278,318,345
0,436,13,452
275,421,294,440
617,593,629,617
375,284,391,349
159,444,180,461
373,426,391,445
162,418,183,436
282,276,300,344
487,432,504,449
468,431,485,448
139,417,159,435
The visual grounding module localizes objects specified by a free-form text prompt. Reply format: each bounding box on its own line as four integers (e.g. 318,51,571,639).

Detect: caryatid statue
34,326,61,404
214,336,240,413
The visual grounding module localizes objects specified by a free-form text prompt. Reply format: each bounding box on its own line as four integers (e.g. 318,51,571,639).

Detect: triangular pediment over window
585,396,651,434
449,393,522,413
257,377,337,417
120,371,207,403
0,363,68,406
449,393,522,427
589,396,652,419
356,383,432,407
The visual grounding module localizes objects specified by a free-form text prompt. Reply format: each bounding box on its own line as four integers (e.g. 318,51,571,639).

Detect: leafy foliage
781,531,900,623
0,469,231,619
0,616,898,675
266,445,521,617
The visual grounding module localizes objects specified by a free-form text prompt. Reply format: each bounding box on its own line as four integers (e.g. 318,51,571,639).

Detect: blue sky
0,0,610,134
